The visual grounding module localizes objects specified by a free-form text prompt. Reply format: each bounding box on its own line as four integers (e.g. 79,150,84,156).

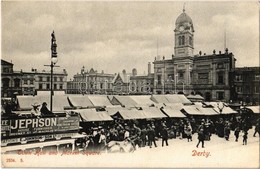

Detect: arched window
178,36,182,46
182,36,185,45
189,36,193,46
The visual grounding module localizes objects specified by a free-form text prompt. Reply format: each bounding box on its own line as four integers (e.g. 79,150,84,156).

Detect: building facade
230,67,260,105
1,60,23,97
67,65,154,95
153,8,236,102
1,59,68,97
67,67,114,94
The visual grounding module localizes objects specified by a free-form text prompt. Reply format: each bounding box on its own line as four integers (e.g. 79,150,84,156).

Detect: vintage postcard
1,1,259,168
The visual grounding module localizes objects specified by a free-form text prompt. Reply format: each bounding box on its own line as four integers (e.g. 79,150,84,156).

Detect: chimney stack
148,62,151,75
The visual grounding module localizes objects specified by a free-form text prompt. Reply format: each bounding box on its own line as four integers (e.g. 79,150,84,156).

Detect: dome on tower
175,9,194,32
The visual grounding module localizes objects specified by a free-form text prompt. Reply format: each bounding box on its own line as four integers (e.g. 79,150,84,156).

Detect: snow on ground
2,129,259,168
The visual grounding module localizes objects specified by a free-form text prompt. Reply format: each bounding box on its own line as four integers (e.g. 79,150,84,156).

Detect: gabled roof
1,59,13,66
112,73,129,84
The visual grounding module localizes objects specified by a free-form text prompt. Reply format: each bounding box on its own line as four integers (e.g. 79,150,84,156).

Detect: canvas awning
207,102,237,114
165,94,192,105
182,105,202,115
67,95,94,108
161,107,186,118
74,109,113,121
150,95,170,104
17,96,37,110
17,95,71,112
129,95,155,106
246,106,260,114
35,95,70,112
111,96,137,107
87,95,113,107
107,107,147,120
187,94,205,102
138,107,167,119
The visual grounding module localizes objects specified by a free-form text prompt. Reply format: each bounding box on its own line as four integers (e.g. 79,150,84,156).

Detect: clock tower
174,8,194,57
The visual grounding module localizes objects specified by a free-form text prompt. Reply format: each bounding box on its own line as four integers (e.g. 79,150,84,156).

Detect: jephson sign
1,116,80,138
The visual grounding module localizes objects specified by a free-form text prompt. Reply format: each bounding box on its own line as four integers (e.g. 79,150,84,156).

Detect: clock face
179,26,184,32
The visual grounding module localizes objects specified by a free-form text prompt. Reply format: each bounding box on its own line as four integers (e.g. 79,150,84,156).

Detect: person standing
185,126,192,142
234,126,240,142
140,125,147,147
243,131,248,145
160,125,169,147
99,130,107,152
224,124,231,141
196,129,205,148
253,121,259,137
147,125,157,148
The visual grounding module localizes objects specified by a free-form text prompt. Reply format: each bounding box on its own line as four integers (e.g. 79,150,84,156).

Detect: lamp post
79,66,87,95
174,74,178,94
50,31,58,112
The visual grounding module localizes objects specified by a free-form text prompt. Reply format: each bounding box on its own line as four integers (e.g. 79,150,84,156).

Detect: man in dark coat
147,125,157,148
160,125,169,147
196,129,205,148
40,102,54,116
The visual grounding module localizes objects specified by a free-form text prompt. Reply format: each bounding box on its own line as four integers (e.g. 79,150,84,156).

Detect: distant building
22,68,68,95
153,8,236,102
230,67,260,105
1,59,68,97
112,65,154,95
67,67,114,94
1,60,23,97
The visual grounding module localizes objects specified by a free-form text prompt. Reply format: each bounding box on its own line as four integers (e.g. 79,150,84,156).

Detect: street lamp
50,31,58,112
79,66,87,95
174,74,178,94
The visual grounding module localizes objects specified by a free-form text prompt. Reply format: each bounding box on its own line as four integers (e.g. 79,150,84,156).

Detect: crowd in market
76,114,259,152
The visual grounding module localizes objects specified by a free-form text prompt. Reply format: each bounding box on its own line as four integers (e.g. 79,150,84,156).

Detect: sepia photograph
1,1,259,168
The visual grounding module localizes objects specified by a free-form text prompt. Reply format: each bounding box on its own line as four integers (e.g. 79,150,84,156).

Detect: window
236,86,242,93
46,84,50,89
54,84,57,89
179,72,184,79
60,77,63,82
30,80,34,85
178,36,182,46
217,92,224,100
14,79,20,88
60,84,63,89
235,75,242,82
157,75,161,85
217,63,224,69
39,84,43,89
39,76,43,82
24,79,28,84
178,35,185,46
189,36,193,46
3,68,9,73
100,83,103,89
198,73,208,79
54,77,57,82
255,75,260,81
217,72,224,84
47,77,50,82
255,86,259,93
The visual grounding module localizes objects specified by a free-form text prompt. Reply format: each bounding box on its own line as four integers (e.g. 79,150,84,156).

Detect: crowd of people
76,114,259,152
1,98,259,153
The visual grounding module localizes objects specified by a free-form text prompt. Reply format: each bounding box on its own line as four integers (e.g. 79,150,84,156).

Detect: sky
2,1,259,79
